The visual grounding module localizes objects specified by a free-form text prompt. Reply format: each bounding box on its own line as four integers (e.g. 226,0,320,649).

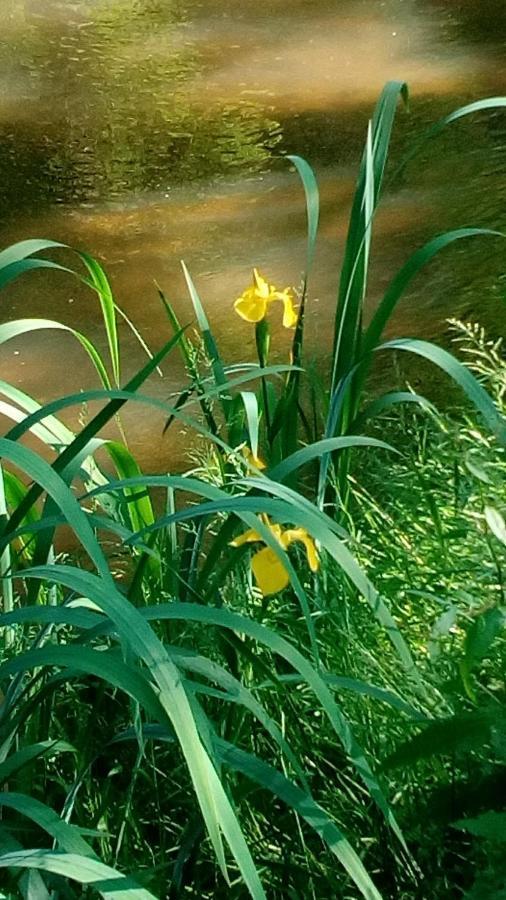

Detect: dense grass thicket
0,83,505,899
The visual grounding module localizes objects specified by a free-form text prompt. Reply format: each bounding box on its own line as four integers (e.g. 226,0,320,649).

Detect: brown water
1,0,505,469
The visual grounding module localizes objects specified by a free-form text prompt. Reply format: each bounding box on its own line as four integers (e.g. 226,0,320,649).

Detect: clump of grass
0,84,505,899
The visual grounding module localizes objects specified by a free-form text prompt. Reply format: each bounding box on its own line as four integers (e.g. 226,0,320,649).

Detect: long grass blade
267,436,396,483
88,598,407,850
0,850,157,899
9,573,266,896
362,228,504,356
79,252,120,386
181,261,230,420
0,318,111,388
216,739,384,900
330,81,407,399
379,339,506,444
1,330,184,541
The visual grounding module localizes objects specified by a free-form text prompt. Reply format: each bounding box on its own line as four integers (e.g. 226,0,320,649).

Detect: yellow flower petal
283,528,319,572
242,446,267,470
251,546,290,596
252,268,271,298
276,290,298,328
230,528,262,547
234,290,268,323
267,521,284,541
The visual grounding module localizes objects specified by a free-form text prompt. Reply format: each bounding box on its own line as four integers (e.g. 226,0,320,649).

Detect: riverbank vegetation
0,83,505,899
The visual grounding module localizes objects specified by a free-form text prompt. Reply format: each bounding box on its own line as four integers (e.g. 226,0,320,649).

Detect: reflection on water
0,0,505,468
1,0,281,208
186,2,492,114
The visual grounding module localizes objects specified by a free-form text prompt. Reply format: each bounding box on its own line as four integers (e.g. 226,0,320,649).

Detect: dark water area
0,0,505,469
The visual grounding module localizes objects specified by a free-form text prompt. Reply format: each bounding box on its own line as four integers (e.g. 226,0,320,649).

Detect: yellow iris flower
231,517,319,596
241,445,267,470
234,269,298,328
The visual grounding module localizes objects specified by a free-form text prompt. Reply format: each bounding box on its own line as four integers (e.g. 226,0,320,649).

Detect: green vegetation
0,83,505,898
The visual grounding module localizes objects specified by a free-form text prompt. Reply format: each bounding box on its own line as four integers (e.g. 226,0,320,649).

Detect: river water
1,0,505,468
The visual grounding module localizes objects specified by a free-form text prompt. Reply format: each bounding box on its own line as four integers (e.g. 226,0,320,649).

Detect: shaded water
1,0,505,468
